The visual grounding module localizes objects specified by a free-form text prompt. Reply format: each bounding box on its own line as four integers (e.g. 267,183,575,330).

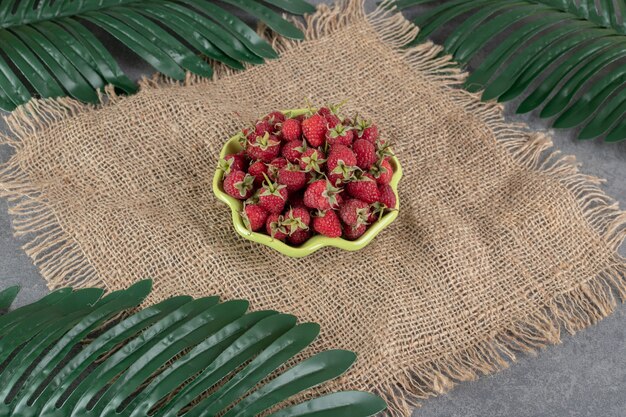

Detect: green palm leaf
0,0,315,111
396,0,626,141
0,280,386,417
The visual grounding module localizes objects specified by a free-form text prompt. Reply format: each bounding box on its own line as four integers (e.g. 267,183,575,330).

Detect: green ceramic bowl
212,109,402,258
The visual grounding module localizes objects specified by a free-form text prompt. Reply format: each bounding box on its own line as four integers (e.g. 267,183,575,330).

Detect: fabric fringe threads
1,1,626,416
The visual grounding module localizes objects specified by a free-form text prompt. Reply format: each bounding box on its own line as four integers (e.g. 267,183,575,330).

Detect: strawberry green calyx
218,158,234,178
372,200,397,217
328,124,352,139
245,189,260,205
251,132,280,151
331,160,358,182
354,206,370,227
266,162,281,180
261,173,287,200
300,151,326,174
325,124,353,151
321,100,348,116
283,212,309,235
351,170,375,183
330,100,347,113
370,202,383,220
307,171,322,184
268,215,288,238
285,162,300,172
234,174,255,198
370,160,388,179
294,141,308,154
354,116,371,133
370,202,387,220
376,141,394,159
322,181,342,208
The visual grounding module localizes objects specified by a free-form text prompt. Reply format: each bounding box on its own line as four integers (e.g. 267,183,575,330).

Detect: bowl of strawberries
213,104,401,258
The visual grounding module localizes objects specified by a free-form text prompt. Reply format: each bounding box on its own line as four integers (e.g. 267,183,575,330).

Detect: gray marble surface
1,1,626,416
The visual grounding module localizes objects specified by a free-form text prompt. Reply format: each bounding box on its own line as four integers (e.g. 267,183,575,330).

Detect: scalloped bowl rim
212,108,402,258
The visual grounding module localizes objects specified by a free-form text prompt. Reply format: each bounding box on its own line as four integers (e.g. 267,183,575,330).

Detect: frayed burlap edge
2,0,626,415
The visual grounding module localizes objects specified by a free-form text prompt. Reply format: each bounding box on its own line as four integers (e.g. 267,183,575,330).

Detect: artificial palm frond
0,280,386,417
0,0,315,111
395,0,626,142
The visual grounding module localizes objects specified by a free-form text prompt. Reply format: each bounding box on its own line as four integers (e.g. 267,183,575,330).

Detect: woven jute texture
2,1,626,415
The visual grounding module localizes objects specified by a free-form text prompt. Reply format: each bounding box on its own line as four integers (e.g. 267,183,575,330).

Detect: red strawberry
370,158,393,185
353,139,377,170
278,163,307,192
304,180,342,210
346,173,380,204
242,203,268,232
223,171,254,200
302,114,327,147
326,145,357,186
258,175,288,214
288,228,311,245
355,118,379,143
378,184,397,209
282,139,304,163
264,111,285,129
299,148,326,174
363,126,379,143
267,157,288,180
339,198,370,227
326,124,354,148
247,132,281,162
327,144,355,165
219,153,246,177
248,160,268,186
266,213,287,241
343,223,367,240
281,118,302,142
313,210,342,237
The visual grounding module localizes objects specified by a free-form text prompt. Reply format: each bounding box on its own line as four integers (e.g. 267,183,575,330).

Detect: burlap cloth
2,1,626,415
